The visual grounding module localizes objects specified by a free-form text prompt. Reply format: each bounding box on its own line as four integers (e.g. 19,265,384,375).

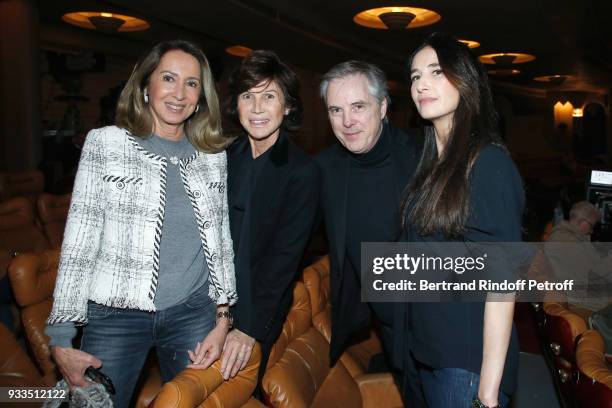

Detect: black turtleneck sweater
345,128,401,326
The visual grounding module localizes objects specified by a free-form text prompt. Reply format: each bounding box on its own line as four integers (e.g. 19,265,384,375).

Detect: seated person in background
545,200,612,311
545,200,612,352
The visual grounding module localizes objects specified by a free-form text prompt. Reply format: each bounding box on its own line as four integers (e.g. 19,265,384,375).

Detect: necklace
158,145,180,165
153,135,190,166
167,155,180,165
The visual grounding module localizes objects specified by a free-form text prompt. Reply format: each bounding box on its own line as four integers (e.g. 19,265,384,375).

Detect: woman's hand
188,318,230,370
51,346,102,387
220,329,256,380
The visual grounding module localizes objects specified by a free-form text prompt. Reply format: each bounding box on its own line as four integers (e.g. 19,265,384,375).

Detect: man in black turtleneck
316,61,425,408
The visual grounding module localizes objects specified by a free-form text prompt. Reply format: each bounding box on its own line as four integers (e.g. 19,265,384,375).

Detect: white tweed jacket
47,126,237,325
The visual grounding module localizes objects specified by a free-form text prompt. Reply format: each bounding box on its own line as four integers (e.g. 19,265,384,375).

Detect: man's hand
188,320,230,370
220,329,256,380
51,346,102,387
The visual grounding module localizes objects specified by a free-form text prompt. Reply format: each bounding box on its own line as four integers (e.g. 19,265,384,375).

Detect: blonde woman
46,40,236,407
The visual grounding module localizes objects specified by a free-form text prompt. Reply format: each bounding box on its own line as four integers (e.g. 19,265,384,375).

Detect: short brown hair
116,39,228,153
226,50,302,131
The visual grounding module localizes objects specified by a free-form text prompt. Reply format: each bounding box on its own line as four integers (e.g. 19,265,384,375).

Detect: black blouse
402,144,525,395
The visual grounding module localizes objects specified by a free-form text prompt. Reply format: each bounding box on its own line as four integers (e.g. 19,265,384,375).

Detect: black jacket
315,123,420,364
227,131,320,359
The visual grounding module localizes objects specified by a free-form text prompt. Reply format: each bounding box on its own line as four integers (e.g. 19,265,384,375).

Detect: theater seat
0,322,45,387
301,256,384,377
302,256,331,317
575,330,612,408
262,282,402,408
543,302,588,363
543,301,589,403
0,197,50,276
37,193,71,249
8,249,59,386
136,355,162,408
8,250,161,402
0,170,44,208
0,322,45,408
152,343,264,408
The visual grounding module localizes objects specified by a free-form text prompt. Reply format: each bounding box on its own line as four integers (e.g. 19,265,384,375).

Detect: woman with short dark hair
400,33,524,408
222,50,319,391
46,39,236,407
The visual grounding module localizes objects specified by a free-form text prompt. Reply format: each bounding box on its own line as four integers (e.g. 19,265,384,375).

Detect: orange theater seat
543,302,588,363
8,250,60,386
301,256,331,317
575,330,612,408
0,322,45,387
0,196,50,332
0,197,50,276
301,255,384,378
8,250,162,403
37,193,71,249
262,282,402,408
152,343,264,408
0,322,45,408
0,170,44,207
543,301,588,404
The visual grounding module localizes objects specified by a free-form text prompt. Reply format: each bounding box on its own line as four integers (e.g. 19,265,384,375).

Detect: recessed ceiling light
62,11,150,32
354,7,440,30
534,75,574,85
225,45,253,58
479,53,536,65
458,39,480,49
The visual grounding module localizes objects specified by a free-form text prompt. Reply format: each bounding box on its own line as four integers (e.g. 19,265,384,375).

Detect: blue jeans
419,367,510,408
81,286,215,408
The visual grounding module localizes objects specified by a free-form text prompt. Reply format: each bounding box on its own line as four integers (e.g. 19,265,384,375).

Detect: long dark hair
401,32,503,237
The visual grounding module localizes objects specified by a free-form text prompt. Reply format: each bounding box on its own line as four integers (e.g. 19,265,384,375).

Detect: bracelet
472,397,500,408
216,310,233,328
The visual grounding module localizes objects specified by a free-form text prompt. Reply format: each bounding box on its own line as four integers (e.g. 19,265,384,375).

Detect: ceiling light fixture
534,75,574,85
225,45,253,58
62,12,150,32
354,7,440,30
479,53,536,65
458,39,480,49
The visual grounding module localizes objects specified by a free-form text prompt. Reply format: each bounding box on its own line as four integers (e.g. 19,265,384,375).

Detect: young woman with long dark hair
400,32,524,408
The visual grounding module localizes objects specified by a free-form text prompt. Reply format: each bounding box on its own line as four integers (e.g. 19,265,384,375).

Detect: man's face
325,74,387,154
579,213,599,236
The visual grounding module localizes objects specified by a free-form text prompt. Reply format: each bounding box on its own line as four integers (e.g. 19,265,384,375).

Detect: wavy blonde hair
116,39,228,153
